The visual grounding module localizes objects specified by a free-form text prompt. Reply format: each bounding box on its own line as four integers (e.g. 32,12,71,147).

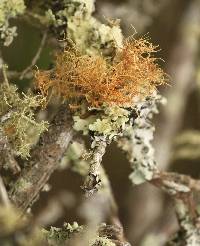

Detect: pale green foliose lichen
73,115,97,135
43,222,83,245
0,0,25,46
73,105,130,139
45,0,123,56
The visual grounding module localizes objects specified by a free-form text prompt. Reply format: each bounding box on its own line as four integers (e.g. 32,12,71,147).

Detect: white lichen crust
168,199,200,246
118,92,166,184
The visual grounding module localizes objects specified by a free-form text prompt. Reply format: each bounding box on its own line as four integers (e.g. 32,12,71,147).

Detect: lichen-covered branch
82,137,108,196
9,105,73,211
151,172,200,245
151,172,200,195
62,140,131,245
124,0,200,243
1,0,198,245
117,87,200,245
168,197,200,246
118,92,165,185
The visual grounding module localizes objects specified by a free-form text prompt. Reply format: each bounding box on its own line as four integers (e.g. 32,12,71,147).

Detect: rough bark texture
9,105,73,211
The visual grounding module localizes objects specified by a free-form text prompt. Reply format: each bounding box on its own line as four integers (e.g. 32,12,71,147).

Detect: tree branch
9,105,73,211
151,171,200,195
82,138,108,196
150,171,200,245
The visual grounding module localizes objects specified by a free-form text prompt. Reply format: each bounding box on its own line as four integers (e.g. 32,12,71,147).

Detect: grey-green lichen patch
118,92,165,185
0,83,48,158
169,199,200,246
0,0,25,46
89,106,130,138
45,0,94,41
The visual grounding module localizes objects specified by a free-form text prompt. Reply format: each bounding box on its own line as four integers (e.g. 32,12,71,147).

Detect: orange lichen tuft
35,38,166,108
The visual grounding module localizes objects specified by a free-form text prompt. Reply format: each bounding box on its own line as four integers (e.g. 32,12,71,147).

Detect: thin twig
151,171,200,195
20,30,48,80
82,140,108,196
7,70,33,80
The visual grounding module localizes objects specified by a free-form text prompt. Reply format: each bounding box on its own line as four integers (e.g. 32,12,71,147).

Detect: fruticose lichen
0,0,25,46
36,39,165,109
0,83,48,158
35,0,166,194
